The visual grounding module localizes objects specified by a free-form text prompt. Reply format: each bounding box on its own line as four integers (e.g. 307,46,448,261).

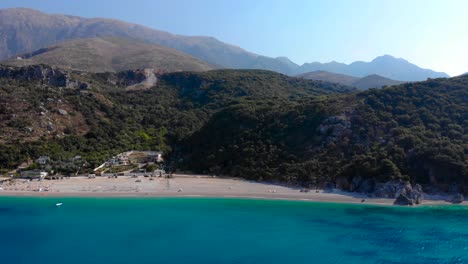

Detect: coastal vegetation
183,77,467,192
0,64,466,194
0,65,349,172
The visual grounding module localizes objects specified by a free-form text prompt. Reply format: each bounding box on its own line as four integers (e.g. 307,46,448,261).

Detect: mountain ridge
298,70,404,89
299,55,449,81
2,37,215,72
0,8,450,80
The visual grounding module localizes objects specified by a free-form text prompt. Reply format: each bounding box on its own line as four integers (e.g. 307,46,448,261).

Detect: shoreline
0,175,465,206
1,192,464,207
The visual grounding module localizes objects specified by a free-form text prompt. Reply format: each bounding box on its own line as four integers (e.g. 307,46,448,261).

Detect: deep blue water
0,197,468,264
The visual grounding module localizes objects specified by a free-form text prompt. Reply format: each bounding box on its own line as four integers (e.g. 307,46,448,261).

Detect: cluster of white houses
13,151,163,180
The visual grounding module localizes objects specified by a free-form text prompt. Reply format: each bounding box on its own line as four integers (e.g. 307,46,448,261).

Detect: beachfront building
36,156,50,165
122,151,163,163
102,151,164,169
106,154,130,167
141,151,163,163
19,170,48,180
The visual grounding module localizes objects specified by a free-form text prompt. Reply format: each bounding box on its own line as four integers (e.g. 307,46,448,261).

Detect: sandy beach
0,174,464,206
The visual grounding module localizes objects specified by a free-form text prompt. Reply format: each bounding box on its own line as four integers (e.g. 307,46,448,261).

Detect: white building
36,156,50,165
20,170,48,180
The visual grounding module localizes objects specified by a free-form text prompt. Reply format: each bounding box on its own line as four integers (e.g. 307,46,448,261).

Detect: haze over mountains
4,37,214,72
0,8,450,81
298,71,404,90
299,55,449,81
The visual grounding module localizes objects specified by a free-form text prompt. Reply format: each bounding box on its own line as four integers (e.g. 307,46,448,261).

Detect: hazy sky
1,0,467,76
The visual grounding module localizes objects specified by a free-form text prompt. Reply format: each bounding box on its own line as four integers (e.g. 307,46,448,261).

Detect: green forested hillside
181,76,467,190
0,64,466,192
0,65,349,173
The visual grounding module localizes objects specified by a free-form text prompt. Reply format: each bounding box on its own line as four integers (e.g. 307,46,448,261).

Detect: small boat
56,203,63,207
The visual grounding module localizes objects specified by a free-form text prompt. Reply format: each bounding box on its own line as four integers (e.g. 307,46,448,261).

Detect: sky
1,0,467,76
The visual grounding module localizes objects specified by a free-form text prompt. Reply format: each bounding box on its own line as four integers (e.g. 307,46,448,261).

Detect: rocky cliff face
0,65,91,142
0,64,68,86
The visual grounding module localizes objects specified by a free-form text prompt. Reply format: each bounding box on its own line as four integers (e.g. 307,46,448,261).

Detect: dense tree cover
0,66,348,173
181,76,467,191
0,64,465,192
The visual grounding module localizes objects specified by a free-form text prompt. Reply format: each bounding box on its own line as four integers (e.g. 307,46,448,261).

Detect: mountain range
298,71,404,89
0,8,450,81
4,37,214,72
298,55,449,81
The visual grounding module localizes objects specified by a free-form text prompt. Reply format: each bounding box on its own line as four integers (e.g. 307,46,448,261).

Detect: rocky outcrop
352,177,374,194
318,115,352,141
394,193,414,205
374,181,411,198
450,193,464,204
57,109,68,116
66,79,89,90
0,64,93,91
0,65,68,87
409,184,424,204
373,180,424,205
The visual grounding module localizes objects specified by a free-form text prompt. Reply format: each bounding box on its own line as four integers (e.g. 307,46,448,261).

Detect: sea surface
0,197,467,264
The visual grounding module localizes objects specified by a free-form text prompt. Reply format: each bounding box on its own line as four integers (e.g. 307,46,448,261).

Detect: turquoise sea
1,197,467,264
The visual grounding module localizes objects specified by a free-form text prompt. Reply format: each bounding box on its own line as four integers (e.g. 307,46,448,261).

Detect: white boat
56,203,63,207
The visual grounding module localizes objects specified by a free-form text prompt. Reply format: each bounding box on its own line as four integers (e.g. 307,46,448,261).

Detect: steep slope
298,71,404,89
0,8,296,74
297,71,359,86
299,55,449,81
352,74,404,90
0,64,465,194
183,76,467,191
0,64,351,169
3,37,214,72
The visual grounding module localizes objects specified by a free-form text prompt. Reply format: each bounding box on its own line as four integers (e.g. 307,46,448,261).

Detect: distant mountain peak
364,74,383,78
371,54,408,64
276,56,296,65
0,8,451,80
298,55,449,81
298,70,404,90
374,54,395,59
276,56,291,61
